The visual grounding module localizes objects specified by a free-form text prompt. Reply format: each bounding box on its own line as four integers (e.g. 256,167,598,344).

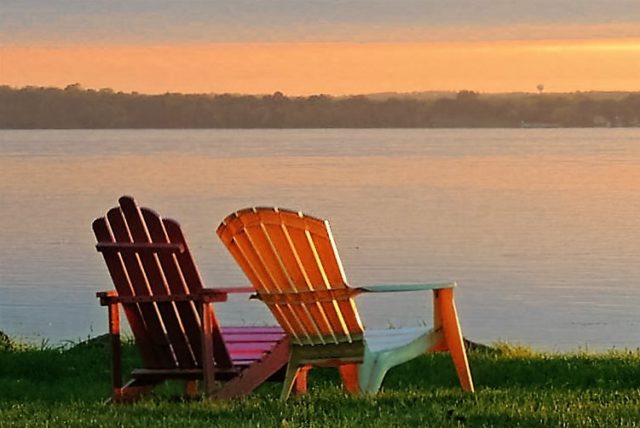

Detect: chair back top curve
94,196,231,370
217,207,365,346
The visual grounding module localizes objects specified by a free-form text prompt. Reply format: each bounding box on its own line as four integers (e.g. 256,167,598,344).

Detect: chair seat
221,326,286,365
364,326,431,353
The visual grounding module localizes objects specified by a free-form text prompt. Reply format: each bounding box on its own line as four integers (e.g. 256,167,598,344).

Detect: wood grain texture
95,197,287,401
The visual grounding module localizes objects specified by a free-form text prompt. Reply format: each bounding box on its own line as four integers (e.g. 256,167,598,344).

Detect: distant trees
0,86,638,129
64,83,83,91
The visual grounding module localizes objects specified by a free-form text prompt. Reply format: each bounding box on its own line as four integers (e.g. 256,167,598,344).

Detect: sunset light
3,38,640,95
5,1,640,424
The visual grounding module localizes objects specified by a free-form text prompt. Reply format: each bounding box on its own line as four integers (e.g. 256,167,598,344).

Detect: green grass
2,337,640,427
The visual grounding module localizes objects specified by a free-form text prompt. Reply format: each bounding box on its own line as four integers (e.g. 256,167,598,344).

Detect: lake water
1,129,640,350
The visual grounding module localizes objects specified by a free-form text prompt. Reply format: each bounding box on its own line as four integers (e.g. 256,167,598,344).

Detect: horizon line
3,84,640,98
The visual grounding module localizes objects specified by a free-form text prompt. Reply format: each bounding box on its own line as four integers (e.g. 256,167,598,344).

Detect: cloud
2,0,640,44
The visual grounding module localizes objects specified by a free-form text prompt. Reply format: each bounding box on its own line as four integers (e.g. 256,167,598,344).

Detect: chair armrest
96,289,230,306
246,283,455,304
203,287,254,294
356,282,456,293
199,287,253,302
202,287,256,301
96,290,119,305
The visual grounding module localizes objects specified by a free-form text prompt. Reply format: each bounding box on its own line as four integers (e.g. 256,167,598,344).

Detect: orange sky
2,39,640,95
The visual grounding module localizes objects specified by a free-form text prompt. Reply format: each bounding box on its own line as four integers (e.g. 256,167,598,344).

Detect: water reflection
1,129,639,349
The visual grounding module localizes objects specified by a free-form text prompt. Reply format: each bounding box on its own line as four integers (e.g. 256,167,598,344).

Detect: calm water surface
1,129,640,350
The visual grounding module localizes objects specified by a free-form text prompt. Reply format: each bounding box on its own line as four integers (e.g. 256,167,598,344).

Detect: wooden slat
277,219,335,343
163,218,233,369
230,360,256,366
316,220,364,335
227,342,279,352
304,214,364,340
215,337,289,399
360,282,456,292
221,326,284,333
255,210,331,345
140,207,208,370
94,214,168,368
221,215,307,345
244,219,320,343
259,215,331,343
306,220,364,338
105,205,177,367
222,231,300,342
217,207,366,346
302,219,348,287
258,288,359,305
229,351,272,360
223,334,286,344
119,197,195,367
93,217,158,367
96,242,185,254
305,229,353,342
220,210,332,344
99,294,226,304
253,209,334,342
222,236,300,343
204,287,255,294
280,217,345,343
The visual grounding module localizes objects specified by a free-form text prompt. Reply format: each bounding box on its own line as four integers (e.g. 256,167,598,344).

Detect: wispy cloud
2,0,640,44
3,1,639,93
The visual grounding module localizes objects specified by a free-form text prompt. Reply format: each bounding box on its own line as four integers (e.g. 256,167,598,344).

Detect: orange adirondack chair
217,207,474,399
94,196,289,402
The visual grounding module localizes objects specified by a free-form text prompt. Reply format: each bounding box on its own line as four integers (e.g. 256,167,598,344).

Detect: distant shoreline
2,85,639,129
4,125,639,130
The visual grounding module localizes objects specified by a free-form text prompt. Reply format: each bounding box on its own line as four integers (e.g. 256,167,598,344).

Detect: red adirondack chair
94,196,289,402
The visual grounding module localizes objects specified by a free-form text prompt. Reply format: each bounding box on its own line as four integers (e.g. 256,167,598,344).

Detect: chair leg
107,302,124,402
281,362,302,401
338,363,360,394
112,379,157,403
294,365,311,395
357,346,378,393
435,288,474,392
358,345,389,394
362,353,392,394
200,301,216,396
430,292,447,352
184,380,199,398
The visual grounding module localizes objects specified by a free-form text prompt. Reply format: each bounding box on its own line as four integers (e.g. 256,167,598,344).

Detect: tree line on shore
1,84,639,128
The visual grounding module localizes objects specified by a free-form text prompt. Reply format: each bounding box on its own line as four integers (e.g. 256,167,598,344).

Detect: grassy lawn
2,336,640,427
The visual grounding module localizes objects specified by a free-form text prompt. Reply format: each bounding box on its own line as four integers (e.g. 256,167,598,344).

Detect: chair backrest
217,207,364,346
94,196,232,369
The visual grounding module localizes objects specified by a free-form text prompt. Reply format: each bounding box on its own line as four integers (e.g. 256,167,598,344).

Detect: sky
1,0,640,94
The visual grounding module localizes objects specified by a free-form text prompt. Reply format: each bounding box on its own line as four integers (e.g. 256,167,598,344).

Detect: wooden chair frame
217,207,475,399
278,285,473,399
94,197,289,402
